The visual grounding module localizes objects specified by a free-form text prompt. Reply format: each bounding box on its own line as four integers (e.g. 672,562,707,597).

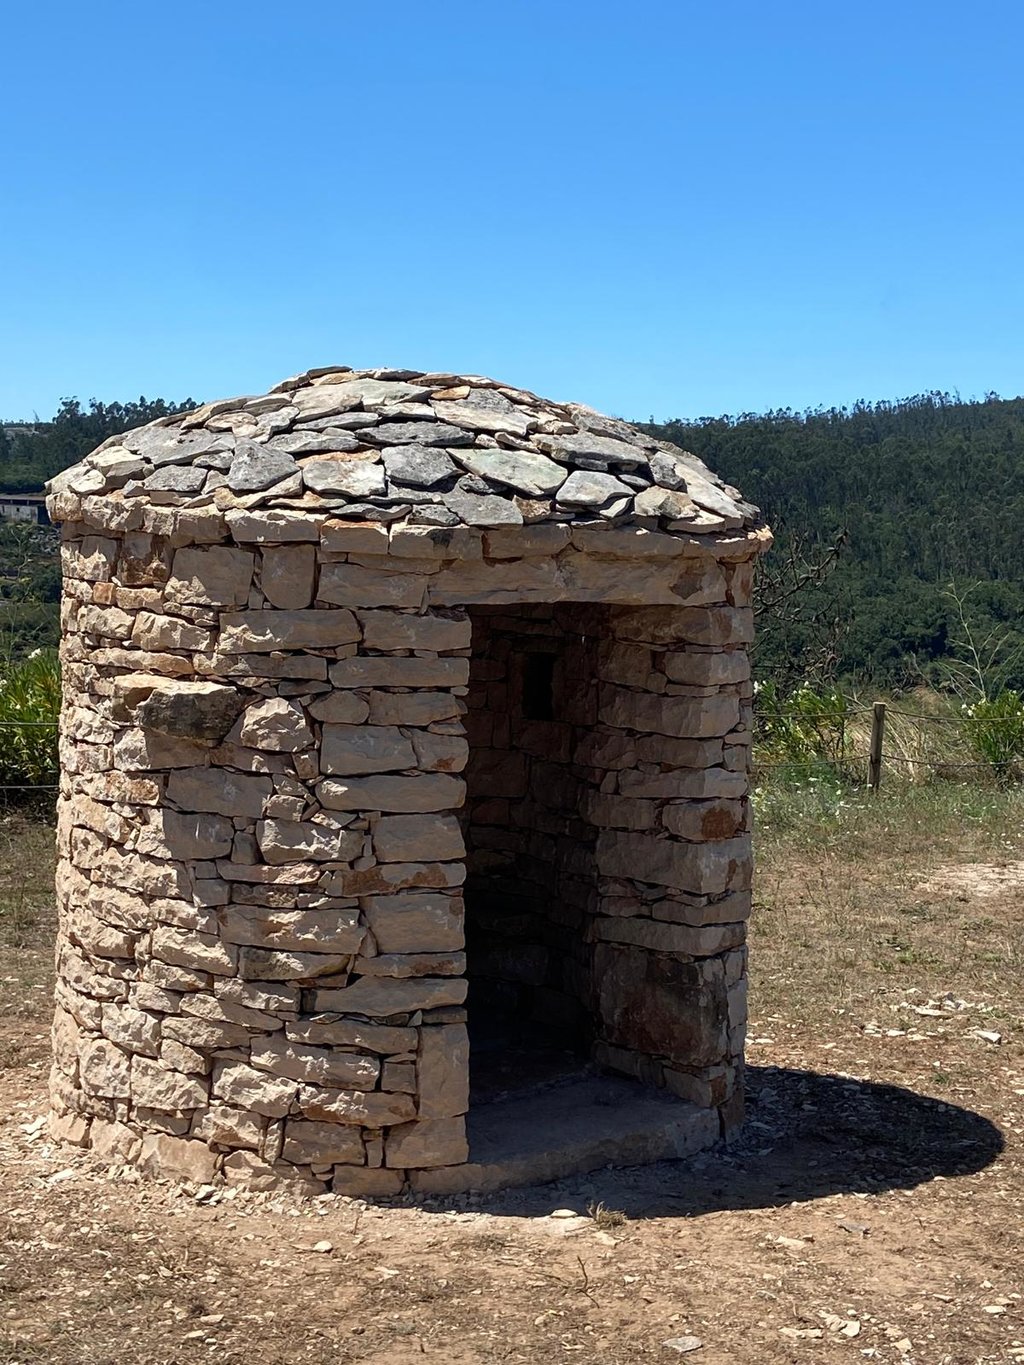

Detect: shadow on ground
451,1065,1004,1219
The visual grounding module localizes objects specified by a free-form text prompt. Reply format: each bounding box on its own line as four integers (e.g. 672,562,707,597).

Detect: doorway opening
462,603,605,1106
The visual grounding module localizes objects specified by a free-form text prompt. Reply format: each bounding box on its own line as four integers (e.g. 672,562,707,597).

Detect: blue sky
3,2,1022,422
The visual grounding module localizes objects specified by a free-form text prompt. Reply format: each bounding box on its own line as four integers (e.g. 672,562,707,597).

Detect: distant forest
646,392,1024,691
2,391,1023,691
0,397,198,656
0,397,197,492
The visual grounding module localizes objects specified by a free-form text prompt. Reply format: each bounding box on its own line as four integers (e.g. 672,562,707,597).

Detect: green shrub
754,680,853,776
0,648,60,790
960,690,1024,779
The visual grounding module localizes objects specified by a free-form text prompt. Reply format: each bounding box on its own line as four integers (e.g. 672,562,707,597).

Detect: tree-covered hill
0,397,198,658
646,393,1024,690
0,396,198,492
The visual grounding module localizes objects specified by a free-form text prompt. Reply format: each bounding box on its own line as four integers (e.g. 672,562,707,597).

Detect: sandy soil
917,860,1024,900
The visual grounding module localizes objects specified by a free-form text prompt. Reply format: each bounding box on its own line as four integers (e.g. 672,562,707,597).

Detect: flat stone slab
410,1073,720,1194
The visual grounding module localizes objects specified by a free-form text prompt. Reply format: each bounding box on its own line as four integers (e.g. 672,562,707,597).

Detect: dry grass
0,789,1022,1364
843,693,1010,783
754,782,1024,1018
0,813,56,1071
587,1201,629,1230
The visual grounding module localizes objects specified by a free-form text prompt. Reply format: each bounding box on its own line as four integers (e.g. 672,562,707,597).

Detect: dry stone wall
49,501,757,1192
590,599,752,1123
45,366,769,1194
51,515,482,1196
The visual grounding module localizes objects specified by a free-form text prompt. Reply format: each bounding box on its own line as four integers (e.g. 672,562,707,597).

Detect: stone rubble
46,365,769,1196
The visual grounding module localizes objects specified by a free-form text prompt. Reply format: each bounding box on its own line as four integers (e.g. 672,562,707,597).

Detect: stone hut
46,366,771,1195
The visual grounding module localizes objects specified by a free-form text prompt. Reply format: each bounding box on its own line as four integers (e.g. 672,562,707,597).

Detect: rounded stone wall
46,366,770,1193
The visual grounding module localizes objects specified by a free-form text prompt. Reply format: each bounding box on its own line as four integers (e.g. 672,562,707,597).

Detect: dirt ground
1,786,1022,1365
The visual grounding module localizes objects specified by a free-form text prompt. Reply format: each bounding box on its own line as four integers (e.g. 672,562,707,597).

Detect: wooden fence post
868,701,887,791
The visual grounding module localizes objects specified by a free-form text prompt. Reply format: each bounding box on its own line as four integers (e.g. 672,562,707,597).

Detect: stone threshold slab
409,1074,720,1194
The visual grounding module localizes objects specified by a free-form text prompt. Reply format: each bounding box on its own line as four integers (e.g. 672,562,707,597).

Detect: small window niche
522,651,556,721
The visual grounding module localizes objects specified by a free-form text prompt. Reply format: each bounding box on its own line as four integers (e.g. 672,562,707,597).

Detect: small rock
196,449,234,471
454,447,567,497
382,444,457,488
88,447,148,480
301,455,385,496
647,448,714,489
822,1313,861,1337
328,501,411,521
444,490,523,526
141,464,207,495
837,1218,870,1236
302,411,379,430
363,420,472,447
536,430,645,465
228,441,300,492
456,473,493,495
272,429,361,455
69,466,110,495
311,1239,334,1254
633,486,699,520
434,390,536,436
663,1337,703,1354
556,469,634,509
409,505,461,526
238,696,314,751
550,1208,579,1219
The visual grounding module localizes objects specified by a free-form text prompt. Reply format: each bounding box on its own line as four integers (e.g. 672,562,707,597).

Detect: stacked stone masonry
46,366,770,1195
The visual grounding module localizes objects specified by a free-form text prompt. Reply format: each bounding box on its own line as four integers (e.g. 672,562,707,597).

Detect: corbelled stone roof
48,366,760,535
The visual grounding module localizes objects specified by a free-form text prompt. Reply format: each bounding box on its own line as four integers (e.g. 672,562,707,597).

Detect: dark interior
461,603,606,1102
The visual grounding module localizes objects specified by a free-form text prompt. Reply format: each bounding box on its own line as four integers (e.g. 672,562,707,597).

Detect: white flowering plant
960,690,1024,779
754,678,853,779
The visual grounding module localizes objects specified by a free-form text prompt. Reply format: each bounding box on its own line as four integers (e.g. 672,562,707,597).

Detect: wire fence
762,705,1023,724
752,691,1024,787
